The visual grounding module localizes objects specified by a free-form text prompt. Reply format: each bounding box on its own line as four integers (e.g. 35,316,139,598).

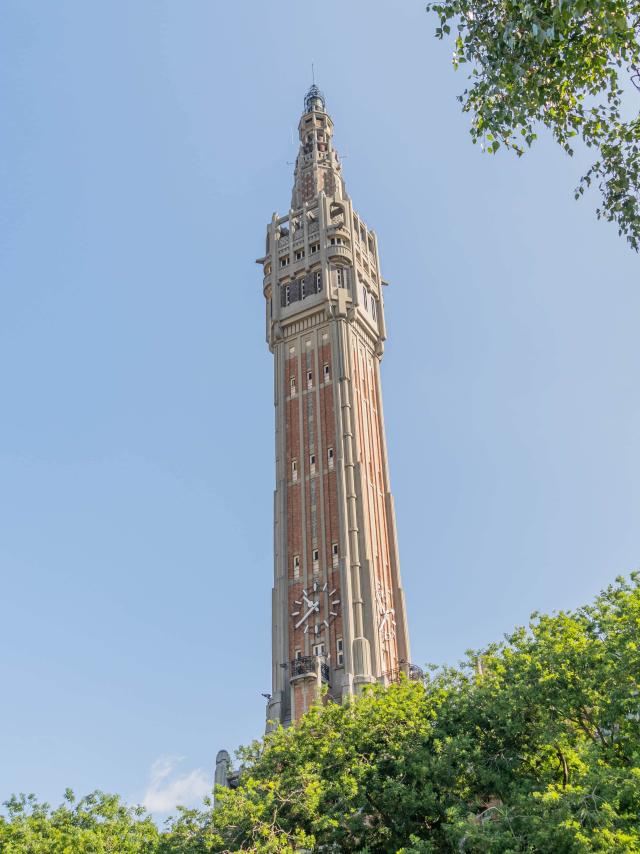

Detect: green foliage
0,790,160,853
171,573,640,852
2,574,639,852
425,0,640,249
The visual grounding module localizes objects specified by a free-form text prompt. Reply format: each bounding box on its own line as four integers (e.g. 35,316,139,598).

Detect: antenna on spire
312,62,315,84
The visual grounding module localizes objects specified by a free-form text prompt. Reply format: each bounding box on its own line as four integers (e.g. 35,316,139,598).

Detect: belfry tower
257,86,416,728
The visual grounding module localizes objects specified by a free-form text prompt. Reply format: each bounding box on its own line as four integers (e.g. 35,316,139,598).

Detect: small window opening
332,542,339,568
291,459,298,482
327,447,334,470
313,642,325,657
310,453,316,474
290,375,296,396
293,554,300,578
323,362,330,381
307,370,313,390
336,637,344,667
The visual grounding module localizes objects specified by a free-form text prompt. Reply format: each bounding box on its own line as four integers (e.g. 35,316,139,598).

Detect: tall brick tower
257,86,416,728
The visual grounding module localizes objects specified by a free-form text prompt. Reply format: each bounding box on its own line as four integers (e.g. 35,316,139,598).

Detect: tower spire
292,85,345,209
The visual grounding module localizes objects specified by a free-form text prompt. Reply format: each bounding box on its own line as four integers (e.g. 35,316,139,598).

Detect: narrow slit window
327,447,334,470
316,271,322,291
362,287,368,309
290,375,296,396
293,554,300,578
323,362,330,381
332,542,339,568
291,459,298,482
337,637,344,667
307,370,313,390
312,548,319,571
310,453,316,474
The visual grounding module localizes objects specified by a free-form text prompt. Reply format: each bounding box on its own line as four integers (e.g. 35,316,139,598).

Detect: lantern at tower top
304,83,325,113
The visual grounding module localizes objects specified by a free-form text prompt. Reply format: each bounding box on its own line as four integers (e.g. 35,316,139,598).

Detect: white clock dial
291,585,341,635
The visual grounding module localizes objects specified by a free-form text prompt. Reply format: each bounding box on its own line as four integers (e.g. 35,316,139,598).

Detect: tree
0,790,160,853
424,0,640,250
166,573,640,852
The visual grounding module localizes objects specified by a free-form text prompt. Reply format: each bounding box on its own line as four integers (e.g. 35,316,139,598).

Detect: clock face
291,582,341,636
376,581,396,641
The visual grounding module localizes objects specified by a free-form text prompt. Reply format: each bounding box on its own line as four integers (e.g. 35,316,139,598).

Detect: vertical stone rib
337,318,372,684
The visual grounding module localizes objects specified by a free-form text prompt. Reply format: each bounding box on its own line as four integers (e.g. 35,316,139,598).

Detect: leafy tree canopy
425,0,640,250
0,790,160,853
2,574,639,852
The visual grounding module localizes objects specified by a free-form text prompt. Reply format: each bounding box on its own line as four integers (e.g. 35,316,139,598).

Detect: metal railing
382,663,424,684
290,656,330,683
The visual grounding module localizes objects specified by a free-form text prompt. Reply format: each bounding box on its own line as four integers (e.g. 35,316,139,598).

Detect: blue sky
1,0,639,817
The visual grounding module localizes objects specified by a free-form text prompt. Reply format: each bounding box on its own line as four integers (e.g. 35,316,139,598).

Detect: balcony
382,664,424,684
326,244,352,261
290,656,330,683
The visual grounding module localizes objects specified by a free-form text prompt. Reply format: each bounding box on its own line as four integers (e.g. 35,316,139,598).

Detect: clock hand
295,601,319,629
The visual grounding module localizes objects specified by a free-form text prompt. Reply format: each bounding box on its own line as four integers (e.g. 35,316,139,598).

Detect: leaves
425,0,640,249
165,573,640,852
0,791,161,853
